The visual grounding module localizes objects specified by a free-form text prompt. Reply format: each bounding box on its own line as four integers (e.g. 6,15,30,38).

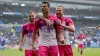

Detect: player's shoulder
63,16,72,20
48,14,55,17
35,18,41,22
64,16,73,22
49,14,58,20
22,22,29,27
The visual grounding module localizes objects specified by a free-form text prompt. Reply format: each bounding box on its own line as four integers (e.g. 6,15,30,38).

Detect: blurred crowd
0,24,21,49
0,4,100,16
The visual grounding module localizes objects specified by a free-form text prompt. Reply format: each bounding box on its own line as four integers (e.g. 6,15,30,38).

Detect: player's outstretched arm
61,24,75,32
56,19,75,32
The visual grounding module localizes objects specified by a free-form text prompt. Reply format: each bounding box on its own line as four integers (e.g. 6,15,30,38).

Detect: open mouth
56,13,61,15
42,9,45,11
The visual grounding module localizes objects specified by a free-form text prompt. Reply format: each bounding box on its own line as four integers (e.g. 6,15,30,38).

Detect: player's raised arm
56,18,75,32
35,13,53,26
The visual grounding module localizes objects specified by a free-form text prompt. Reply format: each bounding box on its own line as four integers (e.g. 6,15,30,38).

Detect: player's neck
57,16,63,19
43,12,50,18
29,21,34,24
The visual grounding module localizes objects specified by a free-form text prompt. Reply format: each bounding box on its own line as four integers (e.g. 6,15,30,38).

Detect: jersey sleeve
34,18,39,31
21,25,26,37
83,34,86,39
65,18,74,26
76,35,79,40
76,34,80,39
53,15,62,30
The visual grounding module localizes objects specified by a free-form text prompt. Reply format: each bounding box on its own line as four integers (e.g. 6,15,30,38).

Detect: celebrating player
32,2,59,56
56,6,75,56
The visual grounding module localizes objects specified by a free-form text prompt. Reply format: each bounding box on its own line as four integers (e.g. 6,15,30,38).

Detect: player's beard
42,9,49,14
56,13,63,19
42,11,48,15
57,14,62,18
29,18,34,23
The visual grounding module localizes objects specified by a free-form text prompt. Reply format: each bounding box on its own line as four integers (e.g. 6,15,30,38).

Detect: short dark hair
41,1,50,7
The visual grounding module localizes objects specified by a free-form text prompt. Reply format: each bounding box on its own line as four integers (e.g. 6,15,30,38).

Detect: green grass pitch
0,48,100,56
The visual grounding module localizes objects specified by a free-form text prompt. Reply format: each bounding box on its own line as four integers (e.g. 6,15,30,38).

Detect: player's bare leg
80,48,84,56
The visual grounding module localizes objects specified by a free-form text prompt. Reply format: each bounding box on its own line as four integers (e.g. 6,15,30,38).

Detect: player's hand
19,47,23,51
45,19,53,26
96,25,100,29
60,40,65,44
56,19,61,25
32,45,37,51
